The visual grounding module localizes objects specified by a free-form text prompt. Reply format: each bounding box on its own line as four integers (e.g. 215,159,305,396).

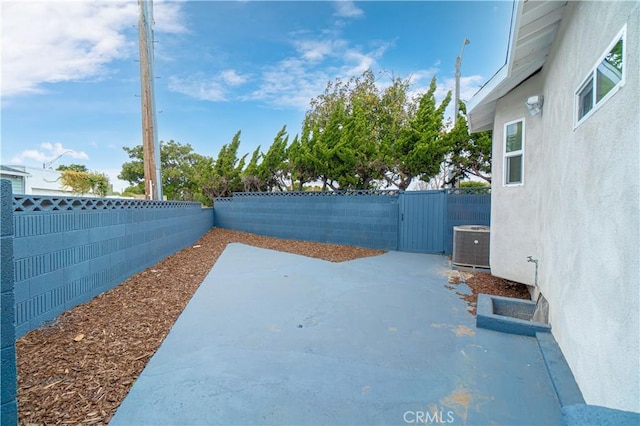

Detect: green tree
341,72,384,189
119,140,212,201
203,131,247,198
56,164,88,173
378,76,412,170
190,155,216,205
161,140,211,201
382,76,451,190
303,78,348,190
312,102,353,190
445,102,492,184
60,170,110,197
288,132,317,191
302,71,387,190
242,146,263,192
119,145,145,193
122,185,144,197
258,125,290,192
460,180,490,188
303,70,448,191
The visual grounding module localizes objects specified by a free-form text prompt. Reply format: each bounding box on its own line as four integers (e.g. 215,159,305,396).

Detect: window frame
503,118,525,187
574,25,626,128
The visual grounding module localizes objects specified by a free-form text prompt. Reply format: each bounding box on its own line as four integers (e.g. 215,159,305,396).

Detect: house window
504,119,524,186
575,26,626,125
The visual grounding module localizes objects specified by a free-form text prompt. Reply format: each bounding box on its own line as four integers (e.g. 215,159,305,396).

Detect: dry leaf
73,334,85,342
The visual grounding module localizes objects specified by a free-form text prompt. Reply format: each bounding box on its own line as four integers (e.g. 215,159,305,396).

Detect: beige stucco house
468,0,639,413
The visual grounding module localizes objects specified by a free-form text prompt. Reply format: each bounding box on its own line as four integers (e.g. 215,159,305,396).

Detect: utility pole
450,37,470,189
454,38,470,125
138,0,162,200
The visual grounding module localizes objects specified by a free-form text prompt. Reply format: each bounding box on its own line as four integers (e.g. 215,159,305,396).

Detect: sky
1,1,514,192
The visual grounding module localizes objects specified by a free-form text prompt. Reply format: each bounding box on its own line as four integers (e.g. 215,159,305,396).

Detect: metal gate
398,190,446,253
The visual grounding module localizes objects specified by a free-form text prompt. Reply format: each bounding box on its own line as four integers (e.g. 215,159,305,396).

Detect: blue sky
1,1,513,192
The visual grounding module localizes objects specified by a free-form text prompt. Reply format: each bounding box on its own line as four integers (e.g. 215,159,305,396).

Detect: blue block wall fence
213,188,490,254
214,191,401,250
10,194,214,339
1,181,17,425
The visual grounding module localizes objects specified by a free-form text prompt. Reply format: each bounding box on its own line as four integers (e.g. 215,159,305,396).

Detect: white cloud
168,75,227,102
153,1,189,34
459,75,486,101
170,38,387,110
168,69,249,101
333,1,364,18
407,68,439,86
12,142,89,165
1,1,187,97
221,70,249,86
156,1,381,110
342,49,377,76
294,39,345,62
248,58,330,110
249,39,390,110
162,4,431,113
435,75,485,103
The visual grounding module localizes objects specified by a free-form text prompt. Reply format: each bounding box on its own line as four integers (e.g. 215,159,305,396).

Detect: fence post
0,180,17,424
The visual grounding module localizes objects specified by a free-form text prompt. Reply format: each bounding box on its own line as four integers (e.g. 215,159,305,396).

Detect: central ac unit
452,225,490,268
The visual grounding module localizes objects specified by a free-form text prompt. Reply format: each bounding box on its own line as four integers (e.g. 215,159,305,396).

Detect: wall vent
452,225,490,268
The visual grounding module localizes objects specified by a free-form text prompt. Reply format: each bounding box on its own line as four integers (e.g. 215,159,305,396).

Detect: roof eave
0,165,31,177
467,0,567,133
466,65,508,132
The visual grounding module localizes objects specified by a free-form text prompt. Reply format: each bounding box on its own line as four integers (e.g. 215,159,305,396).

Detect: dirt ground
16,227,529,424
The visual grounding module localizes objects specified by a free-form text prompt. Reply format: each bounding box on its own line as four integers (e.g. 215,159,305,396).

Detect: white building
468,0,639,413
0,165,88,196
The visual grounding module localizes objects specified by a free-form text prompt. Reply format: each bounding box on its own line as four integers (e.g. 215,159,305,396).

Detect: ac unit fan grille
452,226,490,268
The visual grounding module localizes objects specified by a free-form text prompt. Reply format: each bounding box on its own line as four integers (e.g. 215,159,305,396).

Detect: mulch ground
447,270,531,315
16,227,529,424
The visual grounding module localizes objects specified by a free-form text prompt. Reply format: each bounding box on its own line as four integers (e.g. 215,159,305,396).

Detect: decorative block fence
214,190,401,250
214,188,491,254
7,191,214,339
1,181,17,424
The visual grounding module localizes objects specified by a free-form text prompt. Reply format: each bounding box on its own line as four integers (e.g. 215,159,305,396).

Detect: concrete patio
111,244,561,425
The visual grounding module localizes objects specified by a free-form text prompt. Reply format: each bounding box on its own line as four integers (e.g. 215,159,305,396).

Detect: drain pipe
527,256,539,288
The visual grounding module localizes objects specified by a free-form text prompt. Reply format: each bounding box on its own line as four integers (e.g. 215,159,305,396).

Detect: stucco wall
492,1,639,412
491,73,544,287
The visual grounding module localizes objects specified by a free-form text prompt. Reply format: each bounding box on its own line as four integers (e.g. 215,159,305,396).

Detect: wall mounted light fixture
525,95,544,116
